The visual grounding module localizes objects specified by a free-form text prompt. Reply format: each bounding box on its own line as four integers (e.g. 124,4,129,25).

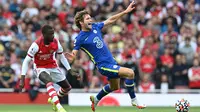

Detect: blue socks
96,79,136,100
96,84,113,100
125,79,136,99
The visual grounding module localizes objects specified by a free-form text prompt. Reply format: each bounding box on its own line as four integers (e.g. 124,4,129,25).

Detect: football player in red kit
19,25,78,112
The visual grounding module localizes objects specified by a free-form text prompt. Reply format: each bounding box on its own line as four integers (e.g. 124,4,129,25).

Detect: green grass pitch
0,105,199,112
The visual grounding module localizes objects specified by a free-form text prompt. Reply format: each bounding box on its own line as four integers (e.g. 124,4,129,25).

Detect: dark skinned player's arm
20,42,38,91
20,55,32,91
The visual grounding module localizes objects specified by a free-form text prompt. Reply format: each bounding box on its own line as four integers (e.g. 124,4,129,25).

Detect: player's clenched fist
19,75,25,92
68,69,81,80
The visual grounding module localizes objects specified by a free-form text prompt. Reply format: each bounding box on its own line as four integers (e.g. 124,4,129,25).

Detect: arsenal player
19,25,77,112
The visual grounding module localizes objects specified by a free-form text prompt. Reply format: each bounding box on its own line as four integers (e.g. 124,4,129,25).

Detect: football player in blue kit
65,1,146,111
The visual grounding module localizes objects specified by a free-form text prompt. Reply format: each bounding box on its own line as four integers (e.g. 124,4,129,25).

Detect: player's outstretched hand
64,52,75,63
69,69,81,80
124,0,136,14
19,75,25,92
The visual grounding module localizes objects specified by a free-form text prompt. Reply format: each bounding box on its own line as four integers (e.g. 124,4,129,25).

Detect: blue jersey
73,22,117,66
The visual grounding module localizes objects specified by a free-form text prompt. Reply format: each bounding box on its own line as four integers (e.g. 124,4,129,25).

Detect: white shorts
34,67,66,83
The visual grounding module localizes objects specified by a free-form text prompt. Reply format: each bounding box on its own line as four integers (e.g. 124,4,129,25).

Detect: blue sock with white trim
125,79,136,99
96,84,113,100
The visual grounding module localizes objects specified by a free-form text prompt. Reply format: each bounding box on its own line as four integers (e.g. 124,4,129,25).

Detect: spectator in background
9,0,21,17
11,17,27,41
153,58,172,89
0,51,5,66
2,3,14,26
184,2,197,36
11,56,22,84
160,74,169,93
142,36,159,56
160,47,174,69
17,40,32,59
179,37,196,65
102,0,118,14
161,8,179,33
90,76,102,89
123,55,140,86
0,25,14,42
138,74,155,93
31,15,41,32
0,58,15,88
160,22,178,43
179,26,197,51
168,42,179,57
179,24,196,43
0,25,14,50
54,24,69,50
172,54,189,89
0,6,11,30
20,1,39,19
159,24,177,55
139,48,156,75
86,0,101,19
65,7,75,28
188,59,200,89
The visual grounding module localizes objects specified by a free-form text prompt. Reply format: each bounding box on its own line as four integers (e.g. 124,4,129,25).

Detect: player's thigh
109,78,120,90
118,67,134,78
36,68,52,84
50,68,66,83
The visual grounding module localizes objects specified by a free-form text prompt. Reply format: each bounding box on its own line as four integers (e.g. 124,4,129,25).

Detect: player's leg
48,79,71,112
97,78,120,100
118,67,146,109
39,71,66,112
48,68,70,112
90,78,120,112
56,79,72,98
90,64,121,112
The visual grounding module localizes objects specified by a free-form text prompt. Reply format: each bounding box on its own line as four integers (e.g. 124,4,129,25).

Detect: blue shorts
98,63,121,80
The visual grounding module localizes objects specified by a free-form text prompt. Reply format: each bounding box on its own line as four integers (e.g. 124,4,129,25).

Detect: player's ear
80,21,84,25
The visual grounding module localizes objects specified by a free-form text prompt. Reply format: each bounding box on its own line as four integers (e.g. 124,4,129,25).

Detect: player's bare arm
64,50,78,64
103,0,136,27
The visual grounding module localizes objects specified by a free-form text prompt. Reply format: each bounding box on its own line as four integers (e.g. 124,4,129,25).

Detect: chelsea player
65,1,146,111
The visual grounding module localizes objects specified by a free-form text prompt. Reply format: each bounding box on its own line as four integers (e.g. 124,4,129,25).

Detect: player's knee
127,69,134,79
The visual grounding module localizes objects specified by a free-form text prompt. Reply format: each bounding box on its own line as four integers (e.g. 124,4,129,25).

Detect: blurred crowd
0,0,200,93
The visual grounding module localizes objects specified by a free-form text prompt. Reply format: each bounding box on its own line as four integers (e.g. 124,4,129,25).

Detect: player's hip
97,63,121,78
34,67,66,83
34,60,58,68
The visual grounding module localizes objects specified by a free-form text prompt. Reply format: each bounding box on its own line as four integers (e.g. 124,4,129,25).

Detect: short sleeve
93,22,104,30
27,42,39,58
73,37,82,50
56,39,63,54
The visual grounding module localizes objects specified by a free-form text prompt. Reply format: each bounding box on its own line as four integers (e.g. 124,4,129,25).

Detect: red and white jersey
138,82,155,93
188,67,200,88
27,36,63,68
